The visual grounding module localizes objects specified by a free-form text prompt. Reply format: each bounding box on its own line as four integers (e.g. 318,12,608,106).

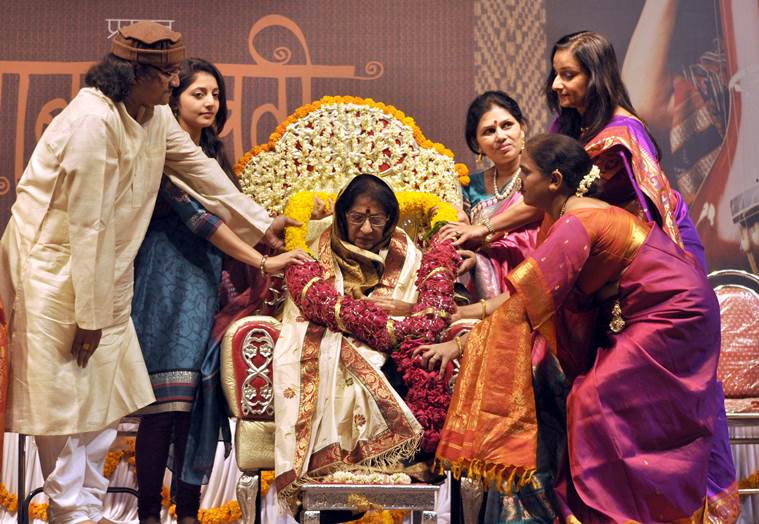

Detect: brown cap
111,21,185,67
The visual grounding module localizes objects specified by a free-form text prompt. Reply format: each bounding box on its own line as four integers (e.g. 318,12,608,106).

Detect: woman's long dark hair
171,58,238,188
545,31,658,157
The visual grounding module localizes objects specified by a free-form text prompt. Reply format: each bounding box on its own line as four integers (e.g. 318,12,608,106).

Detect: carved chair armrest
221,315,280,422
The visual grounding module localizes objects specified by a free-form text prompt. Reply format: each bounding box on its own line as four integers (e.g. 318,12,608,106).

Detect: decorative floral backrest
235,95,468,221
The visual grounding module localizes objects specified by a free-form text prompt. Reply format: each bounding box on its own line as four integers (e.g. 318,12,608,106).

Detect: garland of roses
284,196,460,452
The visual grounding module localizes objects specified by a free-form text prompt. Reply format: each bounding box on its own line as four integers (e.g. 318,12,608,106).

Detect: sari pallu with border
273,225,423,503
583,115,707,272
437,207,738,523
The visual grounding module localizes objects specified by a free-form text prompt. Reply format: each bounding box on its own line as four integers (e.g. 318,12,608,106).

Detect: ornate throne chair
221,96,471,522
710,269,759,517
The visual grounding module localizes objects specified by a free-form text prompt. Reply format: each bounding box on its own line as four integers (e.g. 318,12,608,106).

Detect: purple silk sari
437,205,738,522
525,209,737,522
550,116,708,272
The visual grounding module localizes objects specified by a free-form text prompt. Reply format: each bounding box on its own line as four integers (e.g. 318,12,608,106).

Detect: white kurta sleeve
59,114,119,330
162,112,272,246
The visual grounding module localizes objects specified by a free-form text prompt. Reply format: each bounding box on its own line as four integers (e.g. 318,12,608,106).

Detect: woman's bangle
260,255,268,275
480,216,495,235
479,299,487,320
454,335,465,359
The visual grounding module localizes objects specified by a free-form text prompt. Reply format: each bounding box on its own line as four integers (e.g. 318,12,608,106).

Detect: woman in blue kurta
131,58,308,524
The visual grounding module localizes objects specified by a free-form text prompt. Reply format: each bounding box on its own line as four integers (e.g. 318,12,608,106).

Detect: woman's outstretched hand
264,249,312,274
439,222,489,248
413,339,461,379
311,195,334,220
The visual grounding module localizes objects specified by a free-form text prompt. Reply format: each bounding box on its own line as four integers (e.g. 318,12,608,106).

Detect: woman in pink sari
441,92,542,299
420,134,738,523
546,31,707,273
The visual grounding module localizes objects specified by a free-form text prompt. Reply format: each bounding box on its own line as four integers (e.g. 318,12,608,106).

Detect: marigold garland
261,469,276,497
455,163,470,186
283,190,458,256
235,95,464,214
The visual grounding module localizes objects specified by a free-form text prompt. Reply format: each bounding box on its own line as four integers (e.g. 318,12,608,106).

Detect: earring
477,152,483,165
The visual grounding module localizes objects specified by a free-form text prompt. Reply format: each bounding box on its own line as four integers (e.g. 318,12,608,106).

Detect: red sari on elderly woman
437,205,738,523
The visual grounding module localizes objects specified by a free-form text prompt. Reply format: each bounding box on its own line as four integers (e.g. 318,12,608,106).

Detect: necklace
492,166,522,201
559,196,572,218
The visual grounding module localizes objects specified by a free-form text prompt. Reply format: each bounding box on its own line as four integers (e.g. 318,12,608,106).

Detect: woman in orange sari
419,134,738,523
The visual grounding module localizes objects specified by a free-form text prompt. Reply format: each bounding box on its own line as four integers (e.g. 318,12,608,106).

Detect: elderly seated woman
273,174,432,507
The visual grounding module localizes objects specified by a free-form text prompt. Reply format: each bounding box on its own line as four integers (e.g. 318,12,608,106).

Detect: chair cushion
236,420,275,471
716,285,759,397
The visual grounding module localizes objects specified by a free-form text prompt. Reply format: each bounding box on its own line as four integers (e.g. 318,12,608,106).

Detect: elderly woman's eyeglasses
346,212,389,228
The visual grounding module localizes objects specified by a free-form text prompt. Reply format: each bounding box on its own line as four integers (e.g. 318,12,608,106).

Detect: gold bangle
480,217,495,234
479,299,487,320
260,255,268,275
454,335,464,359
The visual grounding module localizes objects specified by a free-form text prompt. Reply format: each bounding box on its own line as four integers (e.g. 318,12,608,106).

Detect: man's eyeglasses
346,212,389,228
148,64,180,80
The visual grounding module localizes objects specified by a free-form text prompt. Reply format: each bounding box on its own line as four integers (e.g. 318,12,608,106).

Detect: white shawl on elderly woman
273,219,422,502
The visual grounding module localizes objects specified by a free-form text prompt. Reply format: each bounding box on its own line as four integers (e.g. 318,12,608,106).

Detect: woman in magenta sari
420,134,738,523
441,92,542,299
546,30,707,272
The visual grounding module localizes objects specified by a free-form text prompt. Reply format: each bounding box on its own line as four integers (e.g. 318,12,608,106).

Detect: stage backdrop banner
0,0,474,224
1,0,756,272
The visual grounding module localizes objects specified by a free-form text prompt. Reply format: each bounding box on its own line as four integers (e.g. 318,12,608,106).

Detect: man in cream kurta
0,22,278,523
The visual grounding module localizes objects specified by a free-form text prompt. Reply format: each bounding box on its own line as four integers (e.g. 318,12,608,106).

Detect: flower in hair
575,165,601,197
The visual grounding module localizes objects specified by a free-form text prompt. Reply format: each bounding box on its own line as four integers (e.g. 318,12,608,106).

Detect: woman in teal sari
442,92,542,300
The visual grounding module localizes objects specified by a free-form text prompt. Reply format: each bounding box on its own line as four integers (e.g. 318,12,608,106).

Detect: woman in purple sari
441,92,542,299
421,134,738,523
546,30,707,272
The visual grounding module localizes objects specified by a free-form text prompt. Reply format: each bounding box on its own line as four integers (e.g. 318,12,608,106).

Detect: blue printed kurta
131,177,223,413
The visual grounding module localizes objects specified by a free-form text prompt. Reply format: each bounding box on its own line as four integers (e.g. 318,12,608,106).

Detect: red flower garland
285,233,460,452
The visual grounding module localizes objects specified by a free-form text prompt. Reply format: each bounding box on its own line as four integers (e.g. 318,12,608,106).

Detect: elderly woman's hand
412,339,461,379
311,195,334,220
457,249,476,275
368,297,413,316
